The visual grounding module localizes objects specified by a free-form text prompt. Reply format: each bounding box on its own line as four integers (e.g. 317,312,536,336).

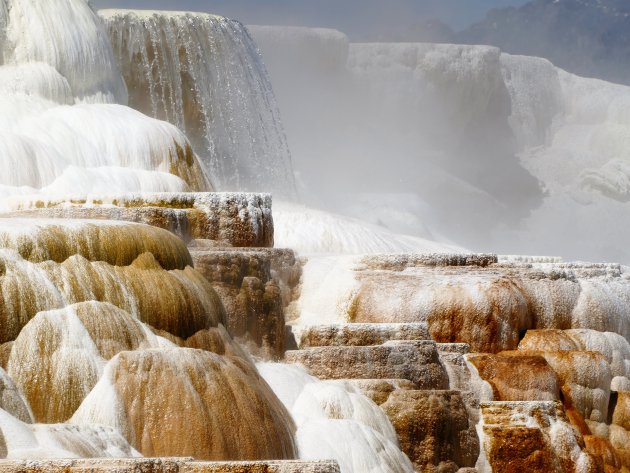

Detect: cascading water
0,0,213,201
100,10,296,197
1,0,126,104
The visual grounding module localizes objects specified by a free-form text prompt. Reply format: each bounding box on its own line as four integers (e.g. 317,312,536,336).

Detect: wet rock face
0,249,224,344
71,348,297,461
0,368,33,423
467,353,561,401
191,248,301,358
7,302,164,423
381,390,479,472
0,218,193,269
4,192,274,247
286,341,449,389
480,401,599,473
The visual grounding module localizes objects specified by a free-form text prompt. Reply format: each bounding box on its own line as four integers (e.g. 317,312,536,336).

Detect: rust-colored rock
483,425,557,473
540,351,612,424
479,401,599,473
519,329,581,352
285,341,449,389
584,436,623,472
380,389,479,472
299,254,630,353
191,248,301,358
467,353,561,401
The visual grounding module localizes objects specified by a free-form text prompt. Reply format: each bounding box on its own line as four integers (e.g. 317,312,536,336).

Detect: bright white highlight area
0,0,211,201
257,362,414,473
251,26,630,263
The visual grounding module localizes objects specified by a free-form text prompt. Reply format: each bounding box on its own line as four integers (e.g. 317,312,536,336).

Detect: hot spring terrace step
1,192,273,247
295,323,432,348
285,341,449,389
0,459,340,473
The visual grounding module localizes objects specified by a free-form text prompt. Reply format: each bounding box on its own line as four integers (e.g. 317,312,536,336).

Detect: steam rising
250,26,630,262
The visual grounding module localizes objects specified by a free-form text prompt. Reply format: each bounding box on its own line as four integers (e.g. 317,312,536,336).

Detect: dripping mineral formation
0,0,630,472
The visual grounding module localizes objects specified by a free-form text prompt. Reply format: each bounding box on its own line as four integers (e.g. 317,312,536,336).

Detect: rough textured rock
3,192,274,247
583,435,623,472
439,346,473,391
191,248,301,358
0,459,341,472
0,342,11,370
285,341,449,389
71,348,297,461
467,353,561,401
346,379,416,405
380,390,479,472
479,401,598,473
296,323,431,348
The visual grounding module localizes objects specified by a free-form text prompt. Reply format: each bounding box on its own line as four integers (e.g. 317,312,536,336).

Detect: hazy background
91,0,630,262
92,0,527,35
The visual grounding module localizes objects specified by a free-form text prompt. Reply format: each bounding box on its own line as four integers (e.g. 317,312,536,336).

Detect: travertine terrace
2,0,630,472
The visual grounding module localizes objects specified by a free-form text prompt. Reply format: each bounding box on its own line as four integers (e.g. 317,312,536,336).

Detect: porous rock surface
190,247,301,358
285,341,449,389
3,193,274,247
381,389,480,472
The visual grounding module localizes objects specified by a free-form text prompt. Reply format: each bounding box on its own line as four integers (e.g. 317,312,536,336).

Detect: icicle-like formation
100,10,295,196
0,218,193,269
0,249,225,343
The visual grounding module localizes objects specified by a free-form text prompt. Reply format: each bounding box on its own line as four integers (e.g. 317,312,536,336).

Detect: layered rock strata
190,247,301,358
286,341,449,390
296,253,630,352
2,192,273,247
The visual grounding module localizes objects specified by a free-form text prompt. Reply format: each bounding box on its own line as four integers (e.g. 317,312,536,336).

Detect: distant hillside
458,0,630,85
